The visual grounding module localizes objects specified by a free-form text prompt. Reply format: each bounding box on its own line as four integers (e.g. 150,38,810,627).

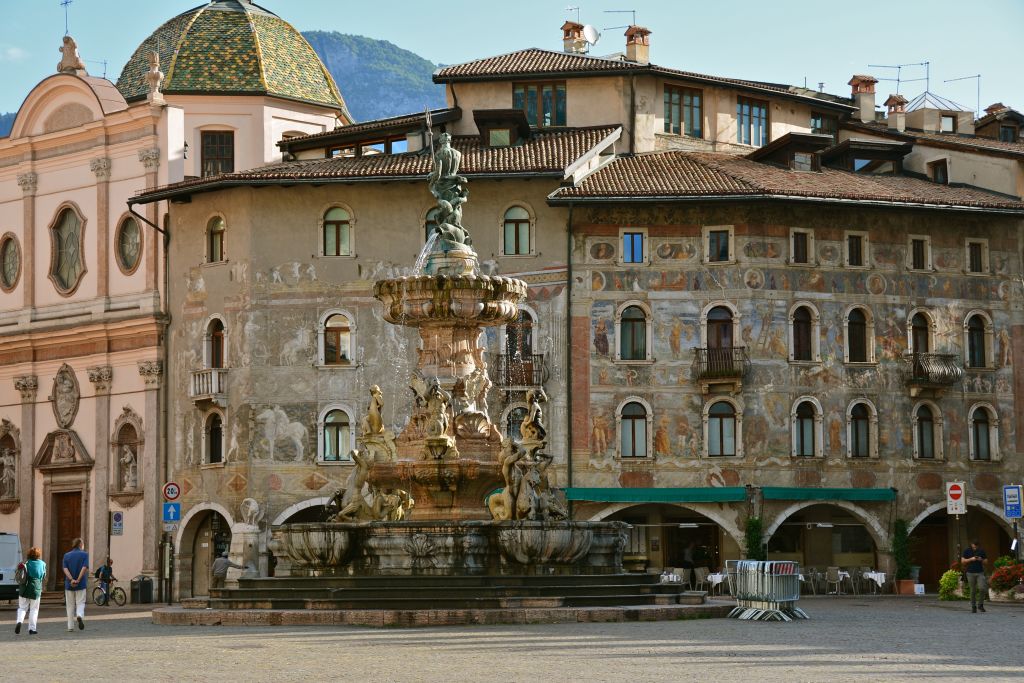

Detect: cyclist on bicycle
95,557,116,606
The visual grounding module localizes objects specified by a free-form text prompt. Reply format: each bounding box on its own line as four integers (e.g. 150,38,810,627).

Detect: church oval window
0,234,21,292
49,206,86,294
115,217,142,274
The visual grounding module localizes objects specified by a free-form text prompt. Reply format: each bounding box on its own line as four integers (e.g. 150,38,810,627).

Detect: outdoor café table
863,571,886,594
707,572,727,596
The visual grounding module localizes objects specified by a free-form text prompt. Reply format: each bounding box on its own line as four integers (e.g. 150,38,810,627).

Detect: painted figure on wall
654,417,671,456
999,329,1012,367
593,319,609,356
591,415,609,456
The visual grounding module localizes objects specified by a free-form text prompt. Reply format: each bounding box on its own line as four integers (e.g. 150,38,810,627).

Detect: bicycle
92,577,127,606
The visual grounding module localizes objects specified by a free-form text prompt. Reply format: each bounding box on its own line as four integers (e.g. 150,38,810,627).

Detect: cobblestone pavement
1,596,1022,682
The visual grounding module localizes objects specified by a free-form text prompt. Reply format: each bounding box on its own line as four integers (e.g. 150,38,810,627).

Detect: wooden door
53,491,82,590
192,514,213,596
911,524,948,591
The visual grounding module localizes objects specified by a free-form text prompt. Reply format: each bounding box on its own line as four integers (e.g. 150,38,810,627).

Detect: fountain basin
269,520,629,576
268,523,353,576
374,274,527,327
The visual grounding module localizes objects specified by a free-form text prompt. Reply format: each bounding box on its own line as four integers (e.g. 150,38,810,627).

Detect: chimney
624,25,651,64
848,74,878,124
562,21,585,54
984,102,1007,117
884,94,907,132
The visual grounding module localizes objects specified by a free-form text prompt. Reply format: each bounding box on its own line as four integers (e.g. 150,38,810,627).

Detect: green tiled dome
116,0,347,111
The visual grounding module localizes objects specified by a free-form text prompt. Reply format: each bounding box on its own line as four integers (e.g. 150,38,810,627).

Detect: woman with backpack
14,546,46,635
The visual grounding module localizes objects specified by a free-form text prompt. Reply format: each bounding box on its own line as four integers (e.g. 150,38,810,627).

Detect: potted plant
891,519,915,594
745,517,766,561
988,558,1024,602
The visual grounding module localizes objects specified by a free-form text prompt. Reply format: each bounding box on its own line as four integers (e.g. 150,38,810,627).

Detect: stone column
90,158,111,300
87,366,112,564
138,148,161,293
137,360,162,574
14,376,37,545
16,173,36,309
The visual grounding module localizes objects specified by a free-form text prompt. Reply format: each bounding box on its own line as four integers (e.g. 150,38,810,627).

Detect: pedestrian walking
962,539,988,613
14,546,46,635
211,551,244,590
62,538,89,631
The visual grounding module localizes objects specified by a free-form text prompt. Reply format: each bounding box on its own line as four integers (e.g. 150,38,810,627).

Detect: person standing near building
211,551,244,590
14,547,46,635
962,539,988,613
95,557,116,606
62,538,89,631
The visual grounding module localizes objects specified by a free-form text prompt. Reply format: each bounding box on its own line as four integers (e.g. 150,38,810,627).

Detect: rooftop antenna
944,74,982,118
818,81,825,93
868,61,929,94
61,0,72,35
565,5,580,23
84,59,108,79
602,9,637,30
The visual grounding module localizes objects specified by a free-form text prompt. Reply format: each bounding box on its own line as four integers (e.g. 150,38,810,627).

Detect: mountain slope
0,113,14,137
303,31,445,121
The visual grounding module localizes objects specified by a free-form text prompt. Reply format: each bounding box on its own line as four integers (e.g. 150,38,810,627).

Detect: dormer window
999,125,1018,142
810,112,838,139
791,152,813,171
489,129,511,147
513,82,567,127
941,115,957,133
929,159,949,185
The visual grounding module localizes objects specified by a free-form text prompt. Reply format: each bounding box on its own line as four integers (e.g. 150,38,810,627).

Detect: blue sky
1,0,1021,117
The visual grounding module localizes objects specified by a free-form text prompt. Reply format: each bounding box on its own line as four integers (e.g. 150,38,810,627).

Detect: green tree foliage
892,519,911,580
303,32,445,122
745,516,766,561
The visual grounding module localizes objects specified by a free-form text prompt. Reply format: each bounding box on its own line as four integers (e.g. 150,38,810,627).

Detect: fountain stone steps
207,592,690,612
214,582,689,602
236,573,670,590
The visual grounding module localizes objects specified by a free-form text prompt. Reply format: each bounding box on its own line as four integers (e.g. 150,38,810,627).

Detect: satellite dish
582,24,601,45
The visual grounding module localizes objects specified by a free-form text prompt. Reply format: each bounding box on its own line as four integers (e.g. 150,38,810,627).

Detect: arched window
322,207,351,256
506,405,528,440
322,409,351,461
966,314,987,368
707,306,734,349
324,314,352,365
792,306,813,361
207,216,225,263
619,305,647,360
50,206,85,292
847,308,868,363
910,312,930,354
916,405,935,459
505,310,534,357
707,401,737,457
115,216,142,274
620,401,648,458
971,405,995,461
425,207,440,242
794,401,816,456
502,206,531,256
850,403,870,458
206,414,223,464
207,319,225,369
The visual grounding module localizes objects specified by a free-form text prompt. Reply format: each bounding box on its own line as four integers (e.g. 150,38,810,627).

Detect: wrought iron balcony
692,347,751,382
190,368,228,406
900,353,964,390
490,353,546,388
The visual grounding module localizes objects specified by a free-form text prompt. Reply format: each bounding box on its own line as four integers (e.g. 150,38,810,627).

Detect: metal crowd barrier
726,560,808,621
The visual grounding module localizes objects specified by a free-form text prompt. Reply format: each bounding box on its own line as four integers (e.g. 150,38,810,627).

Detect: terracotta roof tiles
843,120,1024,158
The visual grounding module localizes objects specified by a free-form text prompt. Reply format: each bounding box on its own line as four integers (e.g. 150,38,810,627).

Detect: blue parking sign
1004,485,1022,519
163,502,181,523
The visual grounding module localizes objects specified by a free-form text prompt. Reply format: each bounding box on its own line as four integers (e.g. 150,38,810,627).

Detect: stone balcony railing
490,353,547,389
899,353,964,396
190,368,228,407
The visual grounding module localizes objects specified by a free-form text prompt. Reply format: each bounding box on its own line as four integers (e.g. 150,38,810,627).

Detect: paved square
1,597,1021,681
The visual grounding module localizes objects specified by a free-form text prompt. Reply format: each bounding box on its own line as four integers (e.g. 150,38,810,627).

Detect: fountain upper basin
374,274,527,328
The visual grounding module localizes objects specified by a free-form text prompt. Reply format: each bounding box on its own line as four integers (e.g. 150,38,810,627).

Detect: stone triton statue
427,132,472,247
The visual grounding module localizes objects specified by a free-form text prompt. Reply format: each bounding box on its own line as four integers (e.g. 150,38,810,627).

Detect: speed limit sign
163,481,181,501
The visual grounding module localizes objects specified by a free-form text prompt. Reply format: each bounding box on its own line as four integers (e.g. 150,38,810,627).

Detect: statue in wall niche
57,35,85,74
52,366,79,429
0,449,15,499
119,445,138,491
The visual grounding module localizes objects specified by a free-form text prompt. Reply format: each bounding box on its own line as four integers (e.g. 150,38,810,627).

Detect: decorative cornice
109,491,144,508
87,365,113,394
90,157,112,181
0,499,19,515
14,376,38,402
137,360,163,387
16,172,38,195
138,147,161,171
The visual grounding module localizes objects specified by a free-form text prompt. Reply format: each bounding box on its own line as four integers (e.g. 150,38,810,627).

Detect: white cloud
0,46,28,62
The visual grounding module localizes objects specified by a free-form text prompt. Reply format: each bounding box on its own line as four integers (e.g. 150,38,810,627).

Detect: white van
0,532,23,601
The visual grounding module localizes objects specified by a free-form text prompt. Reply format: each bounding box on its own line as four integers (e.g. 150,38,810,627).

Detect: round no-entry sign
949,484,963,500
163,481,181,501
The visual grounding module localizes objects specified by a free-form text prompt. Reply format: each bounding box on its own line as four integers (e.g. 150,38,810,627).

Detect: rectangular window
663,85,702,138
708,230,730,262
201,131,234,177
911,239,926,270
797,419,814,457
810,112,838,139
791,152,813,171
967,241,984,273
622,231,645,264
941,115,957,133
737,97,769,147
1000,125,1018,143
930,159,949,184
792,231,809,264
488,129,511,147
847,234,864,267
513,82,566,127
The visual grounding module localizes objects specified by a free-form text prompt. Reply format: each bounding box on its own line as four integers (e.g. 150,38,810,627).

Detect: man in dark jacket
962,540,988,613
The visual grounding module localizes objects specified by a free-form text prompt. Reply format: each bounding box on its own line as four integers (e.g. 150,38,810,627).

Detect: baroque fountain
267,130,629,577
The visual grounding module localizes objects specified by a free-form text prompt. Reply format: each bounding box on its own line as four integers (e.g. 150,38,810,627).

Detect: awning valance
761,487,896,502
563,487,747,503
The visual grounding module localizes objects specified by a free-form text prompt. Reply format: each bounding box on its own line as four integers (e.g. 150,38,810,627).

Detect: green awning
761,487,896,502
564,487,747,503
